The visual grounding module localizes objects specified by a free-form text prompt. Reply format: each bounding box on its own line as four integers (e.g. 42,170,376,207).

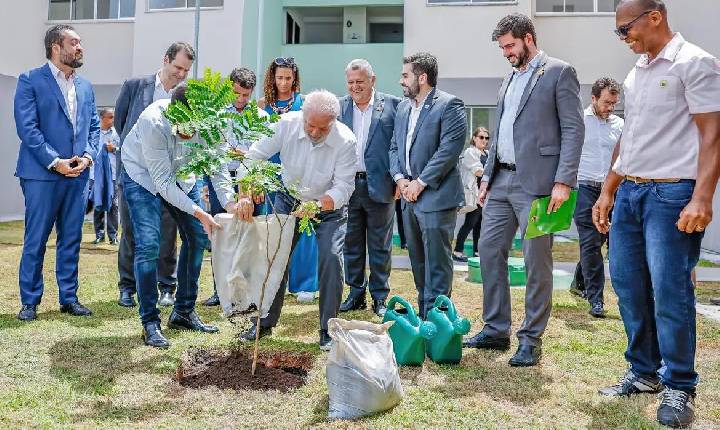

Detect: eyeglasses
273,57,296,67
614,10,653,37
476,136,490,140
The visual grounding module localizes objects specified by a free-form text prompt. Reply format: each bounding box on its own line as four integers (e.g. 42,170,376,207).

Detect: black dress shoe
319,329,332,351
452,252,468,263
339,293,367,312
118,291,137,307
60,302,93,316
143,322,170,348
508,344,542,367
92,237,104,244
17,304,37,321
589,302,606,318
372,300,387,318
710,297,720,306
239,323,272,342
202,293,220,307
462,332,511,350
167,310,219,333
158,291,175,307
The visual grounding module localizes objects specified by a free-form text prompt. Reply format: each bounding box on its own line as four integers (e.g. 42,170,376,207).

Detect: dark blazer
389,88,467,212
14,63,100,181
338,91,401,204
114,74,156,144
483,52,584,196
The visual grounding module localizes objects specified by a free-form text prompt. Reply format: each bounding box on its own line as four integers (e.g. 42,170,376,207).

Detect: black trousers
454,206,482,254
573,184,608,305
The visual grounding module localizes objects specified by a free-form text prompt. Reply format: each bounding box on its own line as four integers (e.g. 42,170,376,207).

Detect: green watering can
425,295,471,364
382,296,437,366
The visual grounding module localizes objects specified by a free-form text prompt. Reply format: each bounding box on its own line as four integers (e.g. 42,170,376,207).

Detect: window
48,0,135,20
464,107,496,141
427,0,518,5
148,0,223,10
284,6,403,45
536,0,620,13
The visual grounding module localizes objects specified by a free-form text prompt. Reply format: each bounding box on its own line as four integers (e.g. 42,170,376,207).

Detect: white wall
2,1,49,77
131,0,245,78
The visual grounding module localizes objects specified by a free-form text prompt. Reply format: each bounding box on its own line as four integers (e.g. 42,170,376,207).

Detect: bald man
594,1,720,427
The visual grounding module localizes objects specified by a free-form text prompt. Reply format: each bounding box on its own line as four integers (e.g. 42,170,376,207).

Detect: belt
498,162,516,171
578,180,603,188
625,175,681,184
356,171,367,179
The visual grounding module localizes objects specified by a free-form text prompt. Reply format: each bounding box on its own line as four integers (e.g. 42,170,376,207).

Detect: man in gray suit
463,14,584,367
114,42,194,307
389,52,467,318
338,59,401,318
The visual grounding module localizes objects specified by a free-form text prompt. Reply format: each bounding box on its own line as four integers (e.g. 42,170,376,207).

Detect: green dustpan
525,190,577,239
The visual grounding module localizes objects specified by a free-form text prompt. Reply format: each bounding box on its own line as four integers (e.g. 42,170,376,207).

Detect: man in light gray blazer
338,59,401,318
114,42,194,308
389,52,467,318
463,14,584,367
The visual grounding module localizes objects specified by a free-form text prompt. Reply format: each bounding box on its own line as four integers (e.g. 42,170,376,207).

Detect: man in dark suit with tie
463,14,584,367
14,25,100,321
389,52,467,318
337,59,401,317
113,42,194,308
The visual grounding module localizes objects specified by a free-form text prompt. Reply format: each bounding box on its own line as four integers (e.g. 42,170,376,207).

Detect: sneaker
589,302,606,318
657,388,695,428
296,291,316,303
598,369,662,397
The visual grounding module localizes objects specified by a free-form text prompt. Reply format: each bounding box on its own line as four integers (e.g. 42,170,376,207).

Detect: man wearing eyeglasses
570,78,623,319
594,1,720,428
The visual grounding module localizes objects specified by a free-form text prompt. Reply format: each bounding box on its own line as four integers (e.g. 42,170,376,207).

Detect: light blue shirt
496,52,544,164
578,106,624,182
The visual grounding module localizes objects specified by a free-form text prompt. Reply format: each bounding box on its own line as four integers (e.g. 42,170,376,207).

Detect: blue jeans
610,180,701,393
122,171,208,325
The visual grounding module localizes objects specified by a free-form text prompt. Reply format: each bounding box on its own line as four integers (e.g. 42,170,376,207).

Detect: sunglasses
614,10,653,37
475,135,490,140
274,57,296,67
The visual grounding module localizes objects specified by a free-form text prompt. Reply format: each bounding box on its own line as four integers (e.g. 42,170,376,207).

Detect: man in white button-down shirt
570,78,623,318
594,1,720,427
237,90,357,351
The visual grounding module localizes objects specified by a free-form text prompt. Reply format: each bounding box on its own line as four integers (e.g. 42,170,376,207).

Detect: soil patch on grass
176,348,313,392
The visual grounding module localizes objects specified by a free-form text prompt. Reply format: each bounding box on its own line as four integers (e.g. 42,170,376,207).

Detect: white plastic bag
211,213,295,318
326,318,404,420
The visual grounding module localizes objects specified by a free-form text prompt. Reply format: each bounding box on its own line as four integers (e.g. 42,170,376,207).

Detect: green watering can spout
425,295,471,364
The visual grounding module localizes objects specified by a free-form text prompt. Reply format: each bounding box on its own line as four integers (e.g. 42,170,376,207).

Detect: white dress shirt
153,72,173,102
405,92,431,177
47,61,77,131
577,106,624,182
613,33,720,179
243,111,357,209
352,90,375,172
121,99,233,215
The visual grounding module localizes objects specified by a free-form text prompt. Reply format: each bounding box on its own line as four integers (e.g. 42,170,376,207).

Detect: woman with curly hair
259,57,303,115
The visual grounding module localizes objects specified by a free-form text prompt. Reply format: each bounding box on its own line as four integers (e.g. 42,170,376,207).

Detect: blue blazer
338,91,401,204
14,63,99,181
389,88,467,212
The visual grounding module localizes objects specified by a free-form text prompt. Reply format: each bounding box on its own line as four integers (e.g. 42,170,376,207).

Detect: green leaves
162,68,277,179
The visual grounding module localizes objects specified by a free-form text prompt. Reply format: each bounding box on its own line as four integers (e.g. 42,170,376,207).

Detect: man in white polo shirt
593,1,720,428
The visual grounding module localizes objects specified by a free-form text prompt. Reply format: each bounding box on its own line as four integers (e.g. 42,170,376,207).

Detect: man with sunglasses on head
594,1,720,427
114,42,195,309
570,77,623,319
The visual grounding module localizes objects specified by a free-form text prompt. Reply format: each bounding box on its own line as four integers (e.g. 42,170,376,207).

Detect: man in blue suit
338,59,400,317
14,25,100,321
389,52,467,318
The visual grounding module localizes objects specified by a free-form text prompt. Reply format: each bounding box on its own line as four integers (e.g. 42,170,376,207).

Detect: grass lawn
1,220,719,429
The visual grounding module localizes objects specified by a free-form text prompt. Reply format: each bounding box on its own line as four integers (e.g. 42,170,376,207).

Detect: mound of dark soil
176,349,314,392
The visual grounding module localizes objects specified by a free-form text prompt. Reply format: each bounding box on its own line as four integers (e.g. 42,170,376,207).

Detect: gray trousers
478,169,554,347
259,194,348,331
402,201,456,318
343,176,394,302
117,170,178,294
